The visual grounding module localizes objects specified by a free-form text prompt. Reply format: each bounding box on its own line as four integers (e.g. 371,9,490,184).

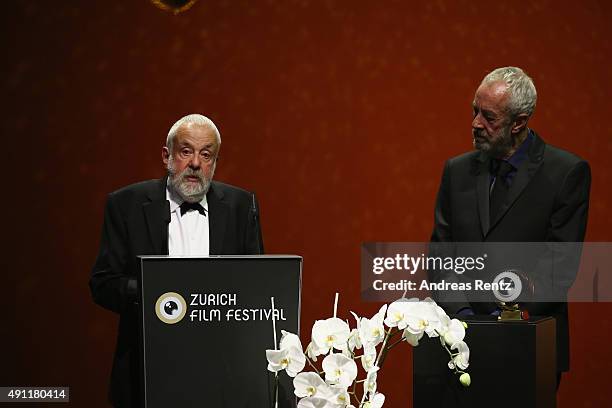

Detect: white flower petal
402,329,424,346
285,346,306,377
266,349,287,373
348,328,362,351
443,319,466,346
293,372,329,398
361,347,377,371
297,396,335,408
364,366,379,397
306,342,319,362
322,353,358,388
265,347,305,377
312,318,351,355
280,330,304,351
330,387,351,406
369,392,385,408
450,341,470,370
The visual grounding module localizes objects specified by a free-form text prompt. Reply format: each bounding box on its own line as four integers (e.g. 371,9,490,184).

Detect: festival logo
155,292,187,324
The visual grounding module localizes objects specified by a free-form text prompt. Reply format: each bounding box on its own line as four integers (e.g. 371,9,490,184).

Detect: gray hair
481,67,537,118
166,114,222,152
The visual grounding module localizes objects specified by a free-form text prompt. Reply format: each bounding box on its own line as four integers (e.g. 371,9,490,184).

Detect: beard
472,123,514,158
167,157,214,203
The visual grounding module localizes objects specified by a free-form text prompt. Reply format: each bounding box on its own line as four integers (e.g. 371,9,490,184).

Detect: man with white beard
90,114,263,408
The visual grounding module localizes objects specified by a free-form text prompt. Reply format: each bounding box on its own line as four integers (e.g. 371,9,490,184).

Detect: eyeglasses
177,147,217,163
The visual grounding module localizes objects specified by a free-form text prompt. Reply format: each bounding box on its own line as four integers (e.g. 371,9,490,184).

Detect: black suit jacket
430,131,590,372
90,178,263,407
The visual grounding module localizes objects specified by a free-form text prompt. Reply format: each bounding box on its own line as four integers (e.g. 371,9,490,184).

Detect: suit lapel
488,132,545,233
474,152,490,238
143,178,170,255
207,182,228,255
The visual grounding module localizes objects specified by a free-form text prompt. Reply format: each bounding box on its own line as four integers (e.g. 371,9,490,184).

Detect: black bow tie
180,202,206,216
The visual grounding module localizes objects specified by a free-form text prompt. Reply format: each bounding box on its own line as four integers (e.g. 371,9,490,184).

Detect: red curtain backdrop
3,1,611,406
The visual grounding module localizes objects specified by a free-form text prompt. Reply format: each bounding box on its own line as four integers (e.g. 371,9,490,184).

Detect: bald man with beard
90,114,263,407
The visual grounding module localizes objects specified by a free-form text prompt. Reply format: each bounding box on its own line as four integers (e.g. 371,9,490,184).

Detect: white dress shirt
166,186,210,256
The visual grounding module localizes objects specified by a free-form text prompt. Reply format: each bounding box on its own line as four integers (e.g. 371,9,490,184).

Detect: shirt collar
166,181,208,214
506,129,534,169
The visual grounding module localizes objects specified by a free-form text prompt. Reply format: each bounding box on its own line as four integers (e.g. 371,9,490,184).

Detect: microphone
163,200,171,224
251,192,259,218
251,192,264,254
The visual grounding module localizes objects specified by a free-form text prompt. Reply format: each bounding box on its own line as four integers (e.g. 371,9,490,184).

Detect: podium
138,255,302,408
413,316,556,408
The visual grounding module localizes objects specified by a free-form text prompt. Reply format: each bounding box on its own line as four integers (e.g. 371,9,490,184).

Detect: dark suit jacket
430,131,590,372
90,178,263,407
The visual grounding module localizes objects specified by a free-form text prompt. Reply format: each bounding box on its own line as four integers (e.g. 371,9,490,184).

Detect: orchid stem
376,328,399,369
385,337,404,351
333,292,339,318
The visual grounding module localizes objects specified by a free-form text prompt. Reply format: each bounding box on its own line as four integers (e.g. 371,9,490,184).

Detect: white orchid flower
347,328,362,353
357,305,387,349
338,328,361,359
434,304,466,345
266,330,306,377
361,346,377,371
331,387,351,407
441,318,466,346
311,317,351,356
266,347,306,377
322,353,358,388
363,392,385,408
402,329,424,346
293,372,332,398
294,373,350,407
430,304,452,338
384,298,417,329
448,340,470,370
364,366,379,397
402,299,442,338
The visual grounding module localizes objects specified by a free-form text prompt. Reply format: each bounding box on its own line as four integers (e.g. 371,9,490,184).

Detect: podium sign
139,256,302,408
414,316,556,408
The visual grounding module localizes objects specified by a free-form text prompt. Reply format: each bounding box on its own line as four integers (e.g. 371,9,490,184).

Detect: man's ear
511,113,529,134
162,146,170,165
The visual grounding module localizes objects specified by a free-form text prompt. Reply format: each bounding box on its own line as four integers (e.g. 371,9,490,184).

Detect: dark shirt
490,130,534,187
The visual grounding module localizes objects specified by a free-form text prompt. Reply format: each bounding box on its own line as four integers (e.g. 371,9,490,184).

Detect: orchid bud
459,372,471,387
